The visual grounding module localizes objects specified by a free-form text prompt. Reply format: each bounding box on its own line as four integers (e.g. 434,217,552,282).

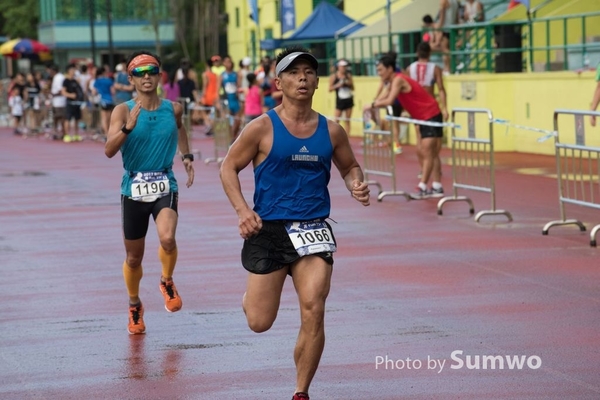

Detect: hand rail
334,0,403,38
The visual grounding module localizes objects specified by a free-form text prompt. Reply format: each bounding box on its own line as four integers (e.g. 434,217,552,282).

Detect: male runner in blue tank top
220,46,371,400
105,51,195,335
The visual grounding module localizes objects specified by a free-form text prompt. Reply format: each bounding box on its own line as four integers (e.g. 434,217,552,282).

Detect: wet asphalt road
1,128,599,400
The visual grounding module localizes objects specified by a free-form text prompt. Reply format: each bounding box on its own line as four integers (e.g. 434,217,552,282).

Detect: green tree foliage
170,0,226,64
0,0,40,39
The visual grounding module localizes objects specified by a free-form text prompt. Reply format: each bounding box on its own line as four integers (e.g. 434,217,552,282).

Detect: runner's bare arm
173,101,194,187
328,74,338,92
220,116,268,237
373,76,404,108
434,66,448,120
346,73,355,90
105,102,141,158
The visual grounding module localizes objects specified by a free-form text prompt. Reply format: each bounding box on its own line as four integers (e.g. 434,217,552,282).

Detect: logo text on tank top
291,145,319,162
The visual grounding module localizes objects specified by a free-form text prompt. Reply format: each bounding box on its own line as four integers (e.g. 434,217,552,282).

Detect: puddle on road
0,171,47,177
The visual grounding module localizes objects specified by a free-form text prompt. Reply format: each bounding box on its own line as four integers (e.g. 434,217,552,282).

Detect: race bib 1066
285,220,337,256
131,171,170,202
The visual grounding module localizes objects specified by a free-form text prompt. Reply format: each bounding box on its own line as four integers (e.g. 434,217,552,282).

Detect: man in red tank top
372,54,445,199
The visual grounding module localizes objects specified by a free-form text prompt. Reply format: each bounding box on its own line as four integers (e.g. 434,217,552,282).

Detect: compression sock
158,245,178,281
123,261,143,300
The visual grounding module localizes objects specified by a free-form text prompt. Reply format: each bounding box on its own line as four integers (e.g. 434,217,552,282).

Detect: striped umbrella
0,38,51,59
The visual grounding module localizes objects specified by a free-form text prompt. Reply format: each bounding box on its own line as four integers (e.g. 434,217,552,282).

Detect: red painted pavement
0,127,599,400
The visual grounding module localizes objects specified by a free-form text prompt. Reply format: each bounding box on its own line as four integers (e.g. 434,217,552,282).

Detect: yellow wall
342,0,412,25
311,71,600,155
226,0,413,65
226,0,313,65
497,0,600,68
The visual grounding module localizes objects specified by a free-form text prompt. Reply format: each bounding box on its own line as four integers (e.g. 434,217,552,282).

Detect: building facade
38,0,175,68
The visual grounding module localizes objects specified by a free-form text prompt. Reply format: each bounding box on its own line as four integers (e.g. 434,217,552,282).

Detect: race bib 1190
130,171,170,202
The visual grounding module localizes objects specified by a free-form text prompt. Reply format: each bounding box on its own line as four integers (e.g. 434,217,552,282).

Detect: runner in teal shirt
104,51,195,335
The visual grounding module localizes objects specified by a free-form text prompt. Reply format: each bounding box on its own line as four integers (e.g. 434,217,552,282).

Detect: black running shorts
419,113,444,139
336,98,354,111
241,220,335,275
66,104,82,121
121,192,178,240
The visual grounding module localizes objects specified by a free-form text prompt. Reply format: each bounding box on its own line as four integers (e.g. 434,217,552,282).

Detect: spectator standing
218,55,242,140
25,72,41,133
162,70,180,102
372,54,446,199
463,0,484,23
177,67,198,119
436,0,460,73
61,64,85,142
48,64,68,140
408,42,448,180
176,58,199,89
114,62,135,104
199,58,219,134
211,55,226,102
258,58,277,111
8,86,24,135
91,66,115,139
238,57,252,112
243,72,263,123
329,59,355,136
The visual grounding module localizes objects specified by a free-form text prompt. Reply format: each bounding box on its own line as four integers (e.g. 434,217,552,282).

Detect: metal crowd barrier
437,108,512,222
204,117,232,165
362,125,410,202
543,109,600,247
177,97,199,136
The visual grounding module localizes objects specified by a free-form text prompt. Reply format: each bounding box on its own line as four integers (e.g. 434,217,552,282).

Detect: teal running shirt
120,99,179,197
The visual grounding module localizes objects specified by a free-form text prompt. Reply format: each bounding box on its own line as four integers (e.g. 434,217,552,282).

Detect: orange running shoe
128,303,146,335
159,278,182,312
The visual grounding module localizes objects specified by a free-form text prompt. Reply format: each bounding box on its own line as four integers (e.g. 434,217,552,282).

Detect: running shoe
430,187,444,198
292,393,309,400
128,303,146,335
393,143,403,154
410,187,431,200
74,135,82,141
63,135,73,143
159,278,182,312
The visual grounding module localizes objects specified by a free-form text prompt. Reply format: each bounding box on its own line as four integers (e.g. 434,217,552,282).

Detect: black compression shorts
121,193,178,240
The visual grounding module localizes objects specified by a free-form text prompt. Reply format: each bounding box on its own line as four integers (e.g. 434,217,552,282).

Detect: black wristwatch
182,154,194,162
121,124,133,135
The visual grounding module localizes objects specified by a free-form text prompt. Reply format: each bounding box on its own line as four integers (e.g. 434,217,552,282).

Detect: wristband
182,154,194,162
121,124,133,135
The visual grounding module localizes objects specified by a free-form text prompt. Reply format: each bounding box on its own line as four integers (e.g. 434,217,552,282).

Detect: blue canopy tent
260,1,364,71
260,1,364,50
284,2,364,42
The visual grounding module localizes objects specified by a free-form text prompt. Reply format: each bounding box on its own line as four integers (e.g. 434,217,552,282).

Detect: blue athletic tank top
253,110,333,221
221,71,239,100
120,99,179,196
